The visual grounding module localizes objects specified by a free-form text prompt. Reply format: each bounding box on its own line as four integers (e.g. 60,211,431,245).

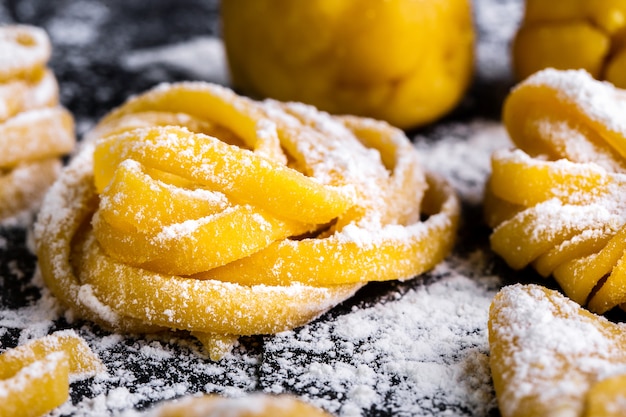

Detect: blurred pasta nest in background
513,0,626,88
221,0,475,130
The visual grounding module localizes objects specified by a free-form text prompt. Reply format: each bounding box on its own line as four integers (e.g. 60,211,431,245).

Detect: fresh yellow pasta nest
513,0,626,88
486,68,626,315
0,24,75,219
35,81,460,360
221,0,474,130
146,393,333,417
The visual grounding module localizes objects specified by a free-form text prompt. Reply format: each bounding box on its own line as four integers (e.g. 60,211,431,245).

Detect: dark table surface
0,1,537,416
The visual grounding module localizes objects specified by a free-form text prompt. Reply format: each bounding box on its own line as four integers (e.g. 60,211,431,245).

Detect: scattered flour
473,0,524,81
44,1,109,47
261,257,501,417
121,36,230,86
415,120,512,204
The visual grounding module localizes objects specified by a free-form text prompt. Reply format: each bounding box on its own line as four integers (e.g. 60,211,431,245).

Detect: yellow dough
485,68,626,315
513,0,626,88
0,25,75,220
0,330,104,417
221,0,474,130
489,284,626,417
146,394,333,417
35,81,459,360
0,24,51,82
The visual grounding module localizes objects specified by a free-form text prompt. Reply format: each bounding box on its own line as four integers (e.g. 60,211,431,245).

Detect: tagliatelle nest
34,81,460,360
486,68,626,315
0,25,75,220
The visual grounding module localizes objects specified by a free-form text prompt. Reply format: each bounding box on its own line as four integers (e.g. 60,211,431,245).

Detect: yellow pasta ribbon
195,174,458,286
486,68,626,315
0,25,51,82
36,81,459,360
0,331,104,417
93,126,354,224
512,0,626,89
0,25,75,219
148,393,333,417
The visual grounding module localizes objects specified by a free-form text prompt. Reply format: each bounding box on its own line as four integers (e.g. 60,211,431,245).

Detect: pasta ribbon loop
487,68,626,314
35,82,459,360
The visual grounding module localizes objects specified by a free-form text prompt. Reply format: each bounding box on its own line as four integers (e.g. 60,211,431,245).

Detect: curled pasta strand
0,331,103,417
0,25,75,220
36,81,459,359
195,173,458,286
487,68,626,314
93,126,355,224
0,25,51,82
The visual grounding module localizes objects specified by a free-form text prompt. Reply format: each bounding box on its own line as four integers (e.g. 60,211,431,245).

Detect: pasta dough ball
513,0,626,88
0,25,75,220
221,0,474,130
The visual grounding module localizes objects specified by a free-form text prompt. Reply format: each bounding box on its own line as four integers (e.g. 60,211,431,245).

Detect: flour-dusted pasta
486,68,626,314
0,25,75,220
35,82,459,361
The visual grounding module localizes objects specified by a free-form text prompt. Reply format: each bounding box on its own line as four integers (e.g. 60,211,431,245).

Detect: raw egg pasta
35,81,459,360
0,330,104,417
486,68,626,314
489,284,626,417
0,25,75,220
512,0,626,88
